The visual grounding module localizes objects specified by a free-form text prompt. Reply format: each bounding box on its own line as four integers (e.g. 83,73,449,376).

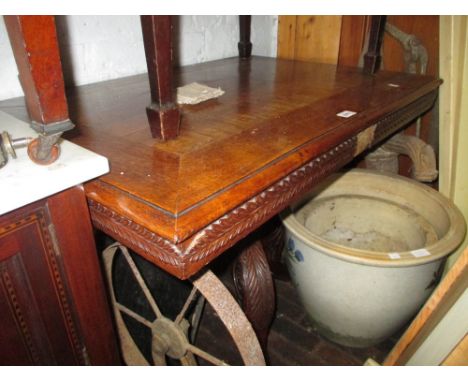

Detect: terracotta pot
281,169,465,348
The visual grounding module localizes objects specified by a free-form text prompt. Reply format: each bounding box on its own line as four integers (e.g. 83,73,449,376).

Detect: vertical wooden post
141,16,181,141
363,15,387,74
238,16,252,58
4,16,73,164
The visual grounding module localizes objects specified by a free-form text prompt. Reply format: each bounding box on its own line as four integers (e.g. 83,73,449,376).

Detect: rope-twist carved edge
88,137,356,278
184,137,357,265
88,199,183,271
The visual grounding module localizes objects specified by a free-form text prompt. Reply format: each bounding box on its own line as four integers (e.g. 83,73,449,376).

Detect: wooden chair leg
141,15,181,140
363,15,387,75
238,16,252,58
4,16,73,164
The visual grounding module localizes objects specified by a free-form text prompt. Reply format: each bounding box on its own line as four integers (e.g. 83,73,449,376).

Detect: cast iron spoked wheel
103,242,265,366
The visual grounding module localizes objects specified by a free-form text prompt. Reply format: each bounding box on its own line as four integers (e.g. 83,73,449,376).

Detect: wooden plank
338,16,370,67
294,16,342,64
438,16,457,197
277,16,297,59
442,334,468,365
384,246,468,365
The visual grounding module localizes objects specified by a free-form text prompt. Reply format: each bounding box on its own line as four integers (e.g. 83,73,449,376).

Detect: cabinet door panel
0,239,56,365
0,204,84,365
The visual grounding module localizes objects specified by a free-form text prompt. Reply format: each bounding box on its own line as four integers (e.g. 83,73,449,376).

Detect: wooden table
1,16,441,365
56,56,440,278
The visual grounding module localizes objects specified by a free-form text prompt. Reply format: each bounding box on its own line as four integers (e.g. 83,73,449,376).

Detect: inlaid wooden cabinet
0,186,119,365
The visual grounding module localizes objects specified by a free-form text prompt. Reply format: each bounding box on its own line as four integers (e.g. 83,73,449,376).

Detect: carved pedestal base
260,216,289,281
233,239,275,352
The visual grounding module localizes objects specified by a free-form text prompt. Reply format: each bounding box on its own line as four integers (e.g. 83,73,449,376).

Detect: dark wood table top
1,56,441,278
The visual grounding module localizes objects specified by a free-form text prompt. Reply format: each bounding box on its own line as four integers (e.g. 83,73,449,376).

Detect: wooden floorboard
195,277,399,366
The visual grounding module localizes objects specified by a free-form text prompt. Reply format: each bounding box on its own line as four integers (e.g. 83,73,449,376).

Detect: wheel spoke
116,302,154,328
175,285,198,324
180,352,197,366
189,296,206,343
120,246,163,318
104,243,265,367
186,344,229,366
151,351,167,366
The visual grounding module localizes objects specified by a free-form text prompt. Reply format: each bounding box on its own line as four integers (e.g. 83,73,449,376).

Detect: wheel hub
151,317,190,360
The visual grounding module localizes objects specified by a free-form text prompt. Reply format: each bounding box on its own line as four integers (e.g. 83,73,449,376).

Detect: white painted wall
0,18,23,100
0,15,278,101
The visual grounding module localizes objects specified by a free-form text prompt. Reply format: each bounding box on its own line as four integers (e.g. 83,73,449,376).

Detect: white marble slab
0,111,109,215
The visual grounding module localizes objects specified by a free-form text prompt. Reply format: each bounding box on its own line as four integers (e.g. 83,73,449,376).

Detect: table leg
233,239,275,352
